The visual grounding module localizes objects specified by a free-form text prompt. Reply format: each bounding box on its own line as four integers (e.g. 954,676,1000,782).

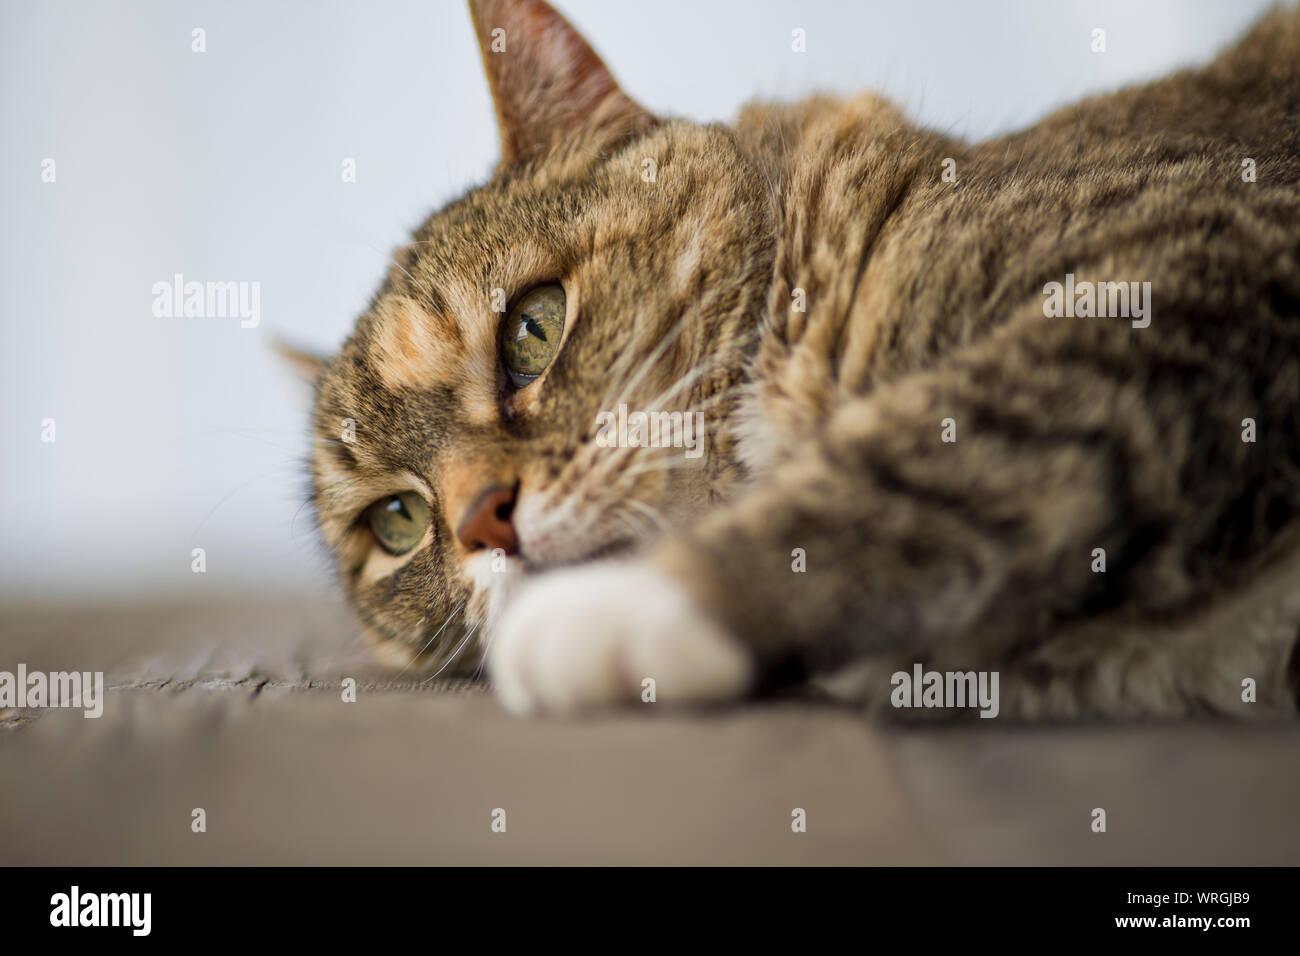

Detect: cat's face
308,0,774,669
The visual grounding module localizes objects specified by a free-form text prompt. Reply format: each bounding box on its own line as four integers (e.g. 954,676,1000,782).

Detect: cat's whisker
577,407,723,496
603,306,701,412
193,429,311,456
473,621,495,680
395,599,466,679
548,344,753,514
290,495,322,541
622,455,701,480
426,622,480,682
574,432,643,488
636,324,760,413
357,236,441,304
310,436,354,451
189,463,305,539
582,371,737,486
625,497,671,533
635,363,710,414
601,314,685,410
613,506,655,542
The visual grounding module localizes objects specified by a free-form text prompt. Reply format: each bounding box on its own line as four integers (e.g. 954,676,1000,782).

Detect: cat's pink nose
456,483,518,555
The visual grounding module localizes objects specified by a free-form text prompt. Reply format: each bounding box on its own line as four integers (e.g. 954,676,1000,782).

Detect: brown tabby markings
308,0,1300,716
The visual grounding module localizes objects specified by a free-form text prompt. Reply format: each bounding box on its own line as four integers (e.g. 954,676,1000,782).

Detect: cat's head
307,0,774,670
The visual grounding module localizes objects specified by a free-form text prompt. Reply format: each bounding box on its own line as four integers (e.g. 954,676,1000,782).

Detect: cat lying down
295,0,1300,719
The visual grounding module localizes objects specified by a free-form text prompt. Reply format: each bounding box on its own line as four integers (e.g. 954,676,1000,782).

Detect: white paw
488,562,754,715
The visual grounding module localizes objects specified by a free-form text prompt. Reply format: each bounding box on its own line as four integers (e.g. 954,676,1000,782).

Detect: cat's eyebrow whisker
395,264,439,304
193,428,313,456
358,236,441,304
310,435,353,451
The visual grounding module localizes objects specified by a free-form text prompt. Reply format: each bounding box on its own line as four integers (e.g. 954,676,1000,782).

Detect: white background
0,0,1281,601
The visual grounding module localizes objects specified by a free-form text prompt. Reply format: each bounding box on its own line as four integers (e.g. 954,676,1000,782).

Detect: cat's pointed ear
468,0,655,164
271,337,328,383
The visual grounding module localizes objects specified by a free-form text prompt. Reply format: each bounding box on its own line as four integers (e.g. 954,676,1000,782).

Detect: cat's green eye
366,491,431,555
500,283,566,387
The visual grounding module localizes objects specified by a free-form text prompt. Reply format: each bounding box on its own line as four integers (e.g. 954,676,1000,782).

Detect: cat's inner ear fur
468,0,656,165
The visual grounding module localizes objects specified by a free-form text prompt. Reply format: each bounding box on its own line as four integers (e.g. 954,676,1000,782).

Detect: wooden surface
2,598,1297,864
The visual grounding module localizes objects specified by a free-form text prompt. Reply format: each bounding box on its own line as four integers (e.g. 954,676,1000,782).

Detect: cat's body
307,1,1300,718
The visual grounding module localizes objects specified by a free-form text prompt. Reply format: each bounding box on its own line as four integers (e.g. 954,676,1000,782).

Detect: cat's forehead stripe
368,295,463,391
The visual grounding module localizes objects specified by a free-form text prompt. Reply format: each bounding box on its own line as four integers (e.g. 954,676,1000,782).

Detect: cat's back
979,5,1300,182
737,4,1300,421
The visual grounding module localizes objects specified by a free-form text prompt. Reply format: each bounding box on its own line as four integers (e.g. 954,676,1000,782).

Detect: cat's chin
487,562,754,715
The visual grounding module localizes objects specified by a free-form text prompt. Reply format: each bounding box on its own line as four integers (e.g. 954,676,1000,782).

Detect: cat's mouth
517,535,639,574
507,490,648,570
464,507,646,638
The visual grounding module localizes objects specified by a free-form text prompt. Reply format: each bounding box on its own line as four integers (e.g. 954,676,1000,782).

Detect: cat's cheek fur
488,563,754,715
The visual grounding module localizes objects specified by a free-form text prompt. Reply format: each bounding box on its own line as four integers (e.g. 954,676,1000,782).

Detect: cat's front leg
489,561,754,715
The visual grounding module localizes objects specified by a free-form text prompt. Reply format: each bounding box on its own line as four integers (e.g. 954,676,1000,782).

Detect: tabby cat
302,0,1300,718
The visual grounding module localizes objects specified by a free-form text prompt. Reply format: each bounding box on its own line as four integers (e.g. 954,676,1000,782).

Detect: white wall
0,0,1280,600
